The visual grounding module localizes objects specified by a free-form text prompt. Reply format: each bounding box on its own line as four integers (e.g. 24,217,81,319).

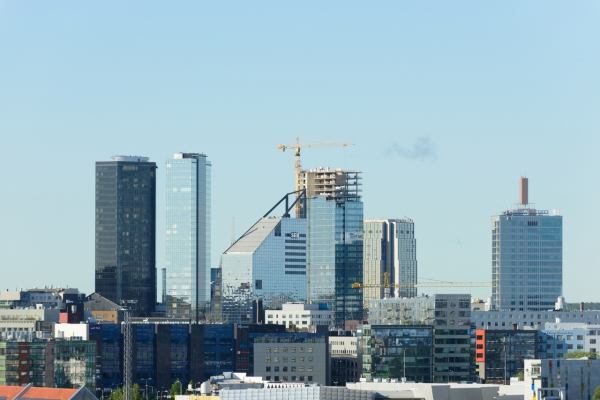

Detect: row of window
265,366,313,372
265,357,314,363
265,375,313,382
265,347,313,353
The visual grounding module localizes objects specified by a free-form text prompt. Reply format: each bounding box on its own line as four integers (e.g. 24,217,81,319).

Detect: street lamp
403,348,406,383
141,379,151,400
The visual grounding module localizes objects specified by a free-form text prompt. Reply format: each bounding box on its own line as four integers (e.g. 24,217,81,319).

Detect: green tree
593,386,600,400
566,350,597,359
108,388,123,400
169,380,182,399
513,370,524,381
132,384,143,400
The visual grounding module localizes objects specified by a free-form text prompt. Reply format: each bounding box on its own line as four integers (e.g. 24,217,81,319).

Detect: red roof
24,387,79,400
0,386,81,400
0,386,27,400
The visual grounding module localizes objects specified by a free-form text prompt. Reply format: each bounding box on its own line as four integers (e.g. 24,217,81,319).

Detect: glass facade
221,217,307,324
203,324,235,380
54,341,96,389
491,211,563,311
358,325,433,382
477,330,537,383
307,196,363,327
166,153,211,321
95,156,157,316
368,295,473,382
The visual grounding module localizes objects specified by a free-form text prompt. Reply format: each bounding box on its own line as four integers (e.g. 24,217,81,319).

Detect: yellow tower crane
278,136,354,215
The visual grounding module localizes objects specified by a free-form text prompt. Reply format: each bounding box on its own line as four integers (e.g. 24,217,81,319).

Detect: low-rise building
83,293,123,324
0,308,60,338
0,384,97,400
539,321,600,359
265,303,332,329
474,329,537,383
358,325,434,383
368,295,472,382
329,330,358,386
471,309,600,330
524,358,600,400
252,332,329,385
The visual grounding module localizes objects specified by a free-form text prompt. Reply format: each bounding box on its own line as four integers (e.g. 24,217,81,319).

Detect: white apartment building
266,303,332,328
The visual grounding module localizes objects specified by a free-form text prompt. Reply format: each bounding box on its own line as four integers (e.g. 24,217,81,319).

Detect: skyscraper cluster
94,152,562,325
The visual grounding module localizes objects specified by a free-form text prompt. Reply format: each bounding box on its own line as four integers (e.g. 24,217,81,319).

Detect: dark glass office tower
95,156,157,316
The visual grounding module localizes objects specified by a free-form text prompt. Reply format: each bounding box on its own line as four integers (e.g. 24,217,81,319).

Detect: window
307,366,313,372
308,376,313,381
591,339,597,344
577,335,584,340
299,357,304,362
291,366,296,372
266,367,271,372
283,366,288,372
266,357,271,362
308,357,313,362
577,345,584,350
308,347,313,353
274,347,279,353
274,357,279,363
299,366,304,372
266,348,271,353
567,335,573,340
274,366,279,372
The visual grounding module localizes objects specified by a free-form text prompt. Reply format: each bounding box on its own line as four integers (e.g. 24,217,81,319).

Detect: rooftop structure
265,303,332,329
301,168,362,201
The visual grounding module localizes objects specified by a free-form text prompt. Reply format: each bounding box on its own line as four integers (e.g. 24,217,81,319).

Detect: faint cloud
388,136,437,161
449,239,462,245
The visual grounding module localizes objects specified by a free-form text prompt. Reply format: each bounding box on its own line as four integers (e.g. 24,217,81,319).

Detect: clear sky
1,2,599,302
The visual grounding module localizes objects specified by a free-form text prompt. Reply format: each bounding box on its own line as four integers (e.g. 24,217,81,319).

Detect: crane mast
277,136,354,216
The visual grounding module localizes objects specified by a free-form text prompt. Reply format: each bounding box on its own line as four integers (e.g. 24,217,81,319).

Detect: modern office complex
357,325,434,383
474,329,537,384
491,177,562,312
368,294,472,382
304,168,363,327
165,152,211,322
95,156,157,316
220,195,308,324
363,219,417,308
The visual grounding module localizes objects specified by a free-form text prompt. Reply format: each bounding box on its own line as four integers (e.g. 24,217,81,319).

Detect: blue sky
1,2,599,301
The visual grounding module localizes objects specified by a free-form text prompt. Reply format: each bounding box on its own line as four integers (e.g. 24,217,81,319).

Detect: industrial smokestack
519,177,529,205
580,302,585,312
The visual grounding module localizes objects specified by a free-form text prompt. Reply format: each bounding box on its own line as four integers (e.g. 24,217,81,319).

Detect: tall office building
304,168,363,328
165,152,211,322
363,219,417,309
220,213,307,324
491,177,562,312
95,156,157,316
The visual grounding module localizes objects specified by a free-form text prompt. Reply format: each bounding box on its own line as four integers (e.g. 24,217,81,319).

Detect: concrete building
165,152,211,322
0,308,60,339
539,321,600,358
363,219,417,307
491,177,562,312
304,168,363,327
368,295,472,382
524,358,600,400
83,293,123,324
329,331,359,386
471,307,600,330
220,385,375,400
346,381,510,400
95,155,157,316
252,332,330,385
0,287,84,310
474,329,537,384
221,211,307,324
265,303,332,329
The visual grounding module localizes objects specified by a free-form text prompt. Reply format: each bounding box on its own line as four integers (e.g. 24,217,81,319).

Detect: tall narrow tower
95,156,157,316
165,152,211,322
491,177,562,311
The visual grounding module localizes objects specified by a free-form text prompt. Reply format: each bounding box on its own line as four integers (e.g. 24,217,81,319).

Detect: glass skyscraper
305,168,363,327
220,217,307,324
491,178,562,312
95,156,157,316
165,153,211,322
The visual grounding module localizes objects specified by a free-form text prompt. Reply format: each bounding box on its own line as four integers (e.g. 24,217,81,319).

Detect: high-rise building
220,193,307,324
165,152,211,322
491,178,562,312
95,156,157,316
304,168,363,328
363,219,417,309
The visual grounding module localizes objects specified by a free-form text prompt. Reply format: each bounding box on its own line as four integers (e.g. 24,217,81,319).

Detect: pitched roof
0,385,94,400
223,217,281,254
0,385,28,400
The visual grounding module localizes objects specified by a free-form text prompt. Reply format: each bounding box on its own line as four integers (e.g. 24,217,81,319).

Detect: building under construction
304,168,364,328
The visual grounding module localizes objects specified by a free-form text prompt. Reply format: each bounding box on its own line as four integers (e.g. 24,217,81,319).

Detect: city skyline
1,2,599,302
